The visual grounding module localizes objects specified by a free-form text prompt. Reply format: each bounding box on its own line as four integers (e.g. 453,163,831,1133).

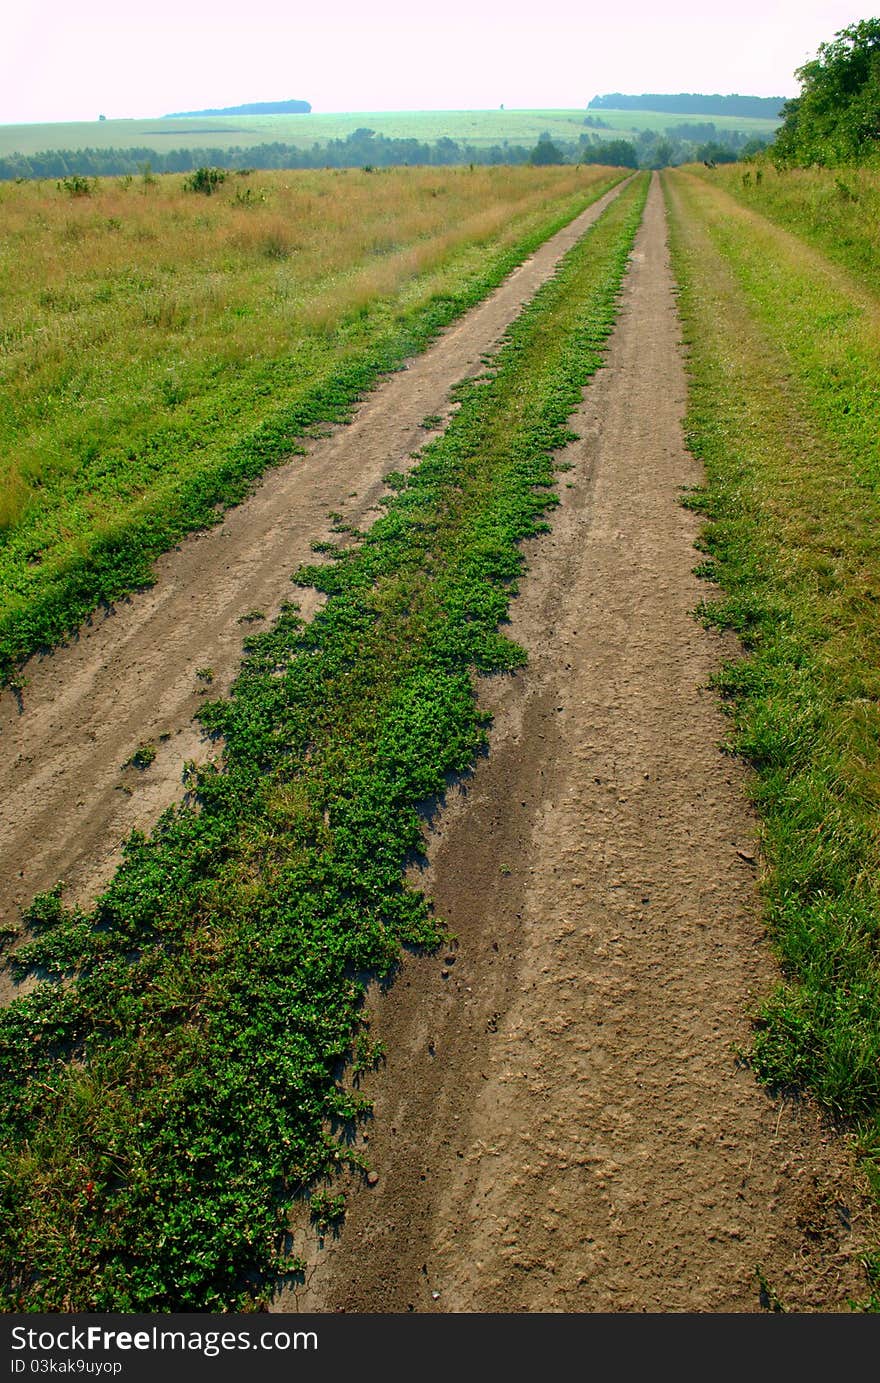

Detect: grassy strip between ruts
0,169,623,687
663,170,880,1301
0,173,649,1311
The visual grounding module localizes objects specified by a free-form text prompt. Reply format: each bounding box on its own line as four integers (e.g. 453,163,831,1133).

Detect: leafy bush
184,166,228,195
58,174,94,197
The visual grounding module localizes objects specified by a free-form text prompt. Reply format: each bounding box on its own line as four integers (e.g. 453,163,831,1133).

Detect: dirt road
0,180,624,955
2,172,873,1310
280,176,875,1313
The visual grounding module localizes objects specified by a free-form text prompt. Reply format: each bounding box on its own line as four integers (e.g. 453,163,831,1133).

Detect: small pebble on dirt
366,1171,379,1187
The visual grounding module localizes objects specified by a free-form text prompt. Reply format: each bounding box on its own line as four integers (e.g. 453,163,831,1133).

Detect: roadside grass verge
664,169,880,1298
687,161,880,298
0,174,649,1311
0,164,624,685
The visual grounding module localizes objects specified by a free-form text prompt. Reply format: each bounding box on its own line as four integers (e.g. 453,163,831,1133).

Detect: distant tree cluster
579,139,639,168
0,133,536,181
578,124,765,169
164,98,311,116
588,92,786,118
529,135,566,164
771,19,880,166
694,142,738,165
668,122,761,152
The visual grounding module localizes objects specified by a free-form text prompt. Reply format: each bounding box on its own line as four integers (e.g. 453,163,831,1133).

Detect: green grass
0,164,623,684
0,108,781,160
686,161,880,299
664,168,880,1302
0,172,649,1312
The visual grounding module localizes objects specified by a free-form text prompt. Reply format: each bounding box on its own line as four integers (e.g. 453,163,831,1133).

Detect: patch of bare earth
0,180,624,993
280,175,876,1314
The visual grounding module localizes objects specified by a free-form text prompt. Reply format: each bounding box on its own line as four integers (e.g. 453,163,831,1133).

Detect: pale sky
2,0,875,125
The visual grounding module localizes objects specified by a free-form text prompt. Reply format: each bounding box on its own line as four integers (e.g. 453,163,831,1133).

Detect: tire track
282,174,875,1314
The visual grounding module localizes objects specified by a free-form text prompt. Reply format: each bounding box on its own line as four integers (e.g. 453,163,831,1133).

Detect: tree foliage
165,98,311,116
695,141,738,165
0,121,758,184
589,92,784,118
530,135,565,165
772,18,880,166
579,139,638,169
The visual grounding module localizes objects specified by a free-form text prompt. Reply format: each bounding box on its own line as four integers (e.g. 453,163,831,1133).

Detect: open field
0,107,782,160
3,156,880,1314
581,108,780,137
0,163,622,681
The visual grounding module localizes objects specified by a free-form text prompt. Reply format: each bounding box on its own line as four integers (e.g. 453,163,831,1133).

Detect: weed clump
58,174,94,197
124,741,157,769
184,166,228,195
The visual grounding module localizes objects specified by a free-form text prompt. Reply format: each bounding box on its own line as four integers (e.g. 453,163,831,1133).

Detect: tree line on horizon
591,19,880,170
0,121,770,183
588,92,785,119
163,98,311,117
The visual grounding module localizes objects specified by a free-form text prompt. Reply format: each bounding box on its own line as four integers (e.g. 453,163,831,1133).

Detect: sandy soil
279,176,876,1314
0,179,625,970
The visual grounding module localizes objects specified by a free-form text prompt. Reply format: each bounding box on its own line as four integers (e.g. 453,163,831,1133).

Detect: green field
0,107,781,160
583,108,780,137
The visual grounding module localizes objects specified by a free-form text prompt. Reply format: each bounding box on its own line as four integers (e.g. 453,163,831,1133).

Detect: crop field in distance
0,107,781,160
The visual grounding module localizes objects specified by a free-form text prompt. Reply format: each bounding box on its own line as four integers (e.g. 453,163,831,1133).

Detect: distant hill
588,93,785,119
164,99,311,117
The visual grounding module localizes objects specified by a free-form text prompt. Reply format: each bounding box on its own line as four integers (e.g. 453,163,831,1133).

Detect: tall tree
773,18,880,165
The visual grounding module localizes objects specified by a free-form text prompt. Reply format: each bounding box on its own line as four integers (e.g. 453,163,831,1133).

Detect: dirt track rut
0,180,624,957
281,175,875,1313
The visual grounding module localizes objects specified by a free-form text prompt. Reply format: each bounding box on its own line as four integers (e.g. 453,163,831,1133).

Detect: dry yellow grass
0,164,613,518
0,162,626,675
1,165,603,367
